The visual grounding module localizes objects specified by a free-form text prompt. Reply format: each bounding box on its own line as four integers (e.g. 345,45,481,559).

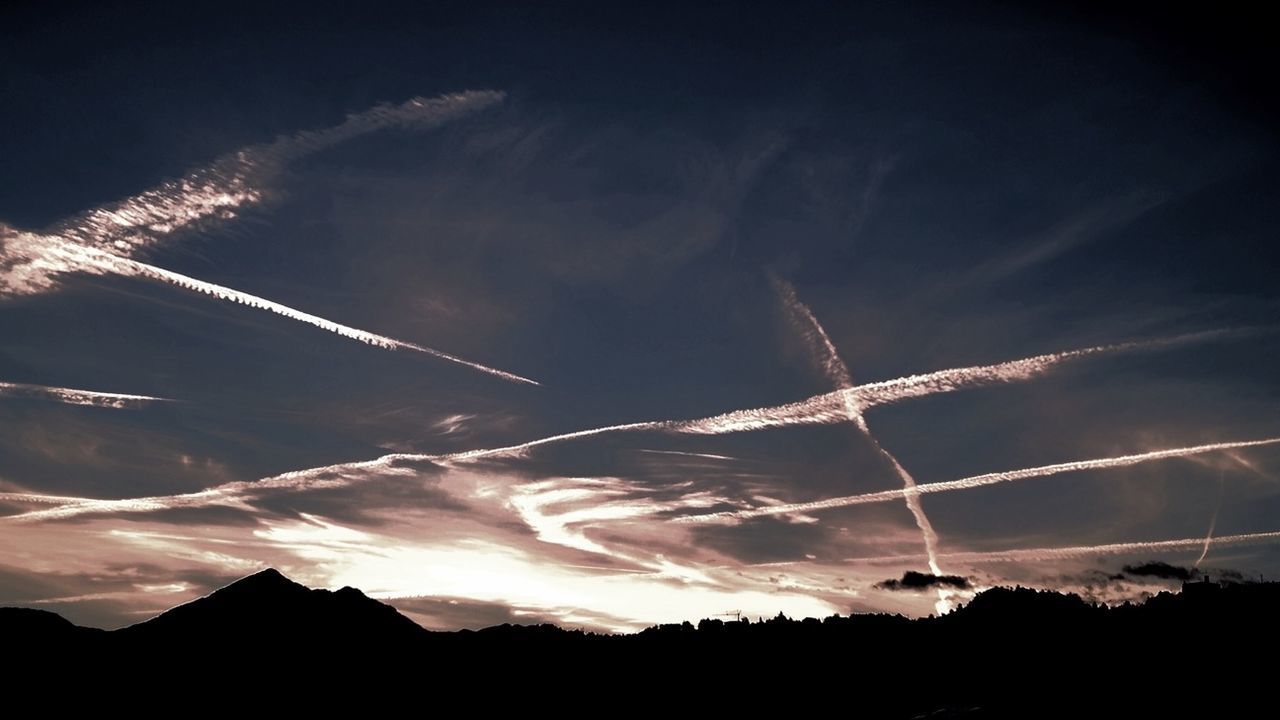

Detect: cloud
875,571,972,591
0,561,244,629
1122,562,1196,581
387,595,568,631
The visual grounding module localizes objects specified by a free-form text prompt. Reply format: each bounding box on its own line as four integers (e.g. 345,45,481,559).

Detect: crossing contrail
773,276,946,583
4,334,1259,522
0,380,170,409
677,437,1280,523
661,327,1242,436
849,327,1238,411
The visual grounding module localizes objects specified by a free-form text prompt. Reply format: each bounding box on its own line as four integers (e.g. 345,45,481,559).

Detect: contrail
0,91,536,384
845,529,1280,566
0,380,170,409
1196,470,1225,568
635,449,739,461
0,453,427,523
127,255,539,384
15,232,538,385
5,335,1260,522
773,276,946,584
678,437,1280,523
433,422,664,461
1,92,506,297
661,327,1243,436
0,490,107,505
849,327,1238,411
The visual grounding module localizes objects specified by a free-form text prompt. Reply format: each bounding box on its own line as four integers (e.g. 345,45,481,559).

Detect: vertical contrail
1196,470,1225,568
773,277,948,610
2,91,507,297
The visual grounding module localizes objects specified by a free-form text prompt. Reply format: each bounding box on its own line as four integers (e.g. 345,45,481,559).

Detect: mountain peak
116,567,428,646
231,567,300,589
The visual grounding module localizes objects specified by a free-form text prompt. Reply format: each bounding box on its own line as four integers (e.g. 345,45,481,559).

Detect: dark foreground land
5,568,1276,716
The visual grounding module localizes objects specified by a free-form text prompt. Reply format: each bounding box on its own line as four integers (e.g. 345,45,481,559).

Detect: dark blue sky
1,1,1277,630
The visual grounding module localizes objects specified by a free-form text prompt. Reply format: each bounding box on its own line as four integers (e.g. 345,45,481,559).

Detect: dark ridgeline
4,570,1276,716
115,567,428,647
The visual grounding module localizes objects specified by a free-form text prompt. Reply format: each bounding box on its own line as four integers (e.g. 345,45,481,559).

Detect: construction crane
713,610,742,621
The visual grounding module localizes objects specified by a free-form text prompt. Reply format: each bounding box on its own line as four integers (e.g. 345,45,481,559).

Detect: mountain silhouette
5,570,1276,716
113,568,428,649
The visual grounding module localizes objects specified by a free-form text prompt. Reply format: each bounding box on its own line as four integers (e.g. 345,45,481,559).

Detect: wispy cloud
960,192,1166,286
508,476,728,573
0,380,171,409
678,437,1280,522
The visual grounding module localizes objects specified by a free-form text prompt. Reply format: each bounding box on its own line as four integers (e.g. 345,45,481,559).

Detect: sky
1,1,1278,632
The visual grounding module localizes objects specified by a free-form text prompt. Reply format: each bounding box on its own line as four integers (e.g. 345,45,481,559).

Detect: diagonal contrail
0,380,171,409
2,91,506,297
659,327,1244,435
0,92,536,384
0,453,426,523
676,437,1280,522
17,236,539,384
126,254,539,384
772,277,947,593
